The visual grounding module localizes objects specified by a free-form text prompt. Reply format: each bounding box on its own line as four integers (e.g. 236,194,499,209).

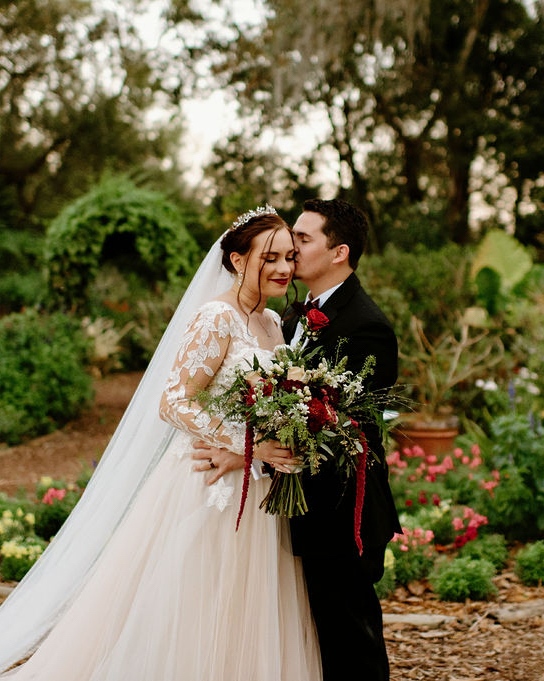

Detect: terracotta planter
391,413,460,457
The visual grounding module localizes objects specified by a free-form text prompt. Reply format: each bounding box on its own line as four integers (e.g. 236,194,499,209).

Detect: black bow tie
292,298,320,317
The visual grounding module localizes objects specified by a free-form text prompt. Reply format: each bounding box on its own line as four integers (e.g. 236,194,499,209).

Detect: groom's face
292,211,335,289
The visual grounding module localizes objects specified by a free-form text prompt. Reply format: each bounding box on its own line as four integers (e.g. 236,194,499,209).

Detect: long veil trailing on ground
0,238,234,672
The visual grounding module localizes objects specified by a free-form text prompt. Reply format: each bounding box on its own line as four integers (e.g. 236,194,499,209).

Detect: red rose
306,308,329,331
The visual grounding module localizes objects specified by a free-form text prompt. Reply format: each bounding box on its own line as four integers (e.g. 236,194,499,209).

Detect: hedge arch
45,175,202,311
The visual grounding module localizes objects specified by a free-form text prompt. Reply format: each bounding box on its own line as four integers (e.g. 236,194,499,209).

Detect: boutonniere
300,307,329,342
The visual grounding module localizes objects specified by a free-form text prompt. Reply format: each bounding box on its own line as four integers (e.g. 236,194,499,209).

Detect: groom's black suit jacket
283,273,402,556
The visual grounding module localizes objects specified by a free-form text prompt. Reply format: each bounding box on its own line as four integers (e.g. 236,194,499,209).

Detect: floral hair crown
230,204,278,230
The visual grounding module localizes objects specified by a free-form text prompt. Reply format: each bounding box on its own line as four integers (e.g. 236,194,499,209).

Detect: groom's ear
331,244,350,265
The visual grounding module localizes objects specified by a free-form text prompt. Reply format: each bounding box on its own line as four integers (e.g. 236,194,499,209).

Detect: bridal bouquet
203,308,388,554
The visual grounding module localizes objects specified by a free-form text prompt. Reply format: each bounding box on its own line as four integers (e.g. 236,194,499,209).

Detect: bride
0,207,322,681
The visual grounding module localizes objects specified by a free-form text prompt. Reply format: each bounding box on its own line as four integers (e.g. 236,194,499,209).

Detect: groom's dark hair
303,198,368,269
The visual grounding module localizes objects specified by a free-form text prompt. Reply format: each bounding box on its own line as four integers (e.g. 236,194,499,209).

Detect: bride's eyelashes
262,252,296,264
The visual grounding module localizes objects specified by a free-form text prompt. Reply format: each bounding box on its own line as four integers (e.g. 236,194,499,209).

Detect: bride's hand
192,440,244,485
253,439,299,474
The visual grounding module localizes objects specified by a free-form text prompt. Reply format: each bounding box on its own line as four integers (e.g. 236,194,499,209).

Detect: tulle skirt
2,431,321,681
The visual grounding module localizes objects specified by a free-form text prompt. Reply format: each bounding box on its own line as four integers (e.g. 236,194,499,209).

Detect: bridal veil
0,238,233,672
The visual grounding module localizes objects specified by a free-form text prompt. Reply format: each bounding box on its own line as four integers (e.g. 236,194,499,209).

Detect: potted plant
392,310,504,455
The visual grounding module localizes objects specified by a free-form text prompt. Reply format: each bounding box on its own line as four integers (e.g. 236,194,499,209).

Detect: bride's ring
208,459,216,469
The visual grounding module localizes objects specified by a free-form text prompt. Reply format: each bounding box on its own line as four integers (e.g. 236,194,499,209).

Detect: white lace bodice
160,300,277,455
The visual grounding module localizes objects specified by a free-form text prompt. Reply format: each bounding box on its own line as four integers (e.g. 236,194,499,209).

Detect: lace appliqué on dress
206,477,235,512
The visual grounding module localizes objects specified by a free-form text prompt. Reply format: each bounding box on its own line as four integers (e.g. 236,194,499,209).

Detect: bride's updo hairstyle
220,205,291,274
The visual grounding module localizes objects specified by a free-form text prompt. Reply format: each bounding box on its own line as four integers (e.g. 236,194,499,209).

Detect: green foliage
375,548,396,599
0,271,47,314
45,175,202,312
514,541,544,586
0,228,47,313
0,505,36,542
430,557,497,602
458,534,509,571
0,0,185,227
482,413,544,540
389,539,435,585
470,230,534,317
0,535,48,582
84,266,187,369
0,309,93,444
376,199,450,252
361,243,475,344
34,489,81,541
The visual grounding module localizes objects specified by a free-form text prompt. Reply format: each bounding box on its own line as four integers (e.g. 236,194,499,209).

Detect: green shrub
362,243,475,345
390,532,436,585
45,174,201,312
375,548,396,599
430,557,497,601
33,477,85,540
514,541,544,586
458,534,509,570
0,228,47,314
483,413,544,540
0,535,48,581
0,506,36,541
0,271,47,314
0,309,93,444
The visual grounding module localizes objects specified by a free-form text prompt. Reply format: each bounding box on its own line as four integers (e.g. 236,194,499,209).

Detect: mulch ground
1,371,543,680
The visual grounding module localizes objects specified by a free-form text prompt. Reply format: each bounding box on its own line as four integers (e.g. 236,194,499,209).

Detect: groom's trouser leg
302,546,389,681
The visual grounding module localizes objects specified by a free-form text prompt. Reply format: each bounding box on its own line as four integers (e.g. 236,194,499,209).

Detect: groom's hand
192,440,243,485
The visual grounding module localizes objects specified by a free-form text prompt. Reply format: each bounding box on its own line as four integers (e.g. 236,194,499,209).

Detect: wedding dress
0,300,322,681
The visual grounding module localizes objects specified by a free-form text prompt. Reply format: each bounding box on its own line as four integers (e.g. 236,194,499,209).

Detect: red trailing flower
306,308,329,331
354,433,368,556
236,422,255,531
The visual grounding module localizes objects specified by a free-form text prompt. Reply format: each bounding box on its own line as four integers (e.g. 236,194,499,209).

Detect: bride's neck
224,285,267,315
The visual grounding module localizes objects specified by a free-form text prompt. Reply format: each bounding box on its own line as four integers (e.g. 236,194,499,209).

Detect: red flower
306,308,329,331
307,398,331,433
454,534,468,548
354,434,368,556
42,488,67,505
236,423,255,531
245,379,273,405
279,379,306,393
321,385,340,406
265,382,274,396
465,526,478,541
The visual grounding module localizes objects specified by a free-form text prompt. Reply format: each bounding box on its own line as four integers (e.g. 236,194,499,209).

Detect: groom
284,198,401,681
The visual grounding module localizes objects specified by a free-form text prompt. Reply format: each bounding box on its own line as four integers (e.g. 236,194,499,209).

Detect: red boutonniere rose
306,308,329,331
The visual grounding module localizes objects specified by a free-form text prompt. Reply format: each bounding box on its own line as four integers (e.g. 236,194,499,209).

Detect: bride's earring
237,271,243,287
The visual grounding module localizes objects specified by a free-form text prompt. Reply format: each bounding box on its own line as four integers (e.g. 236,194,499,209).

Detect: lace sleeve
159,305,245,453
